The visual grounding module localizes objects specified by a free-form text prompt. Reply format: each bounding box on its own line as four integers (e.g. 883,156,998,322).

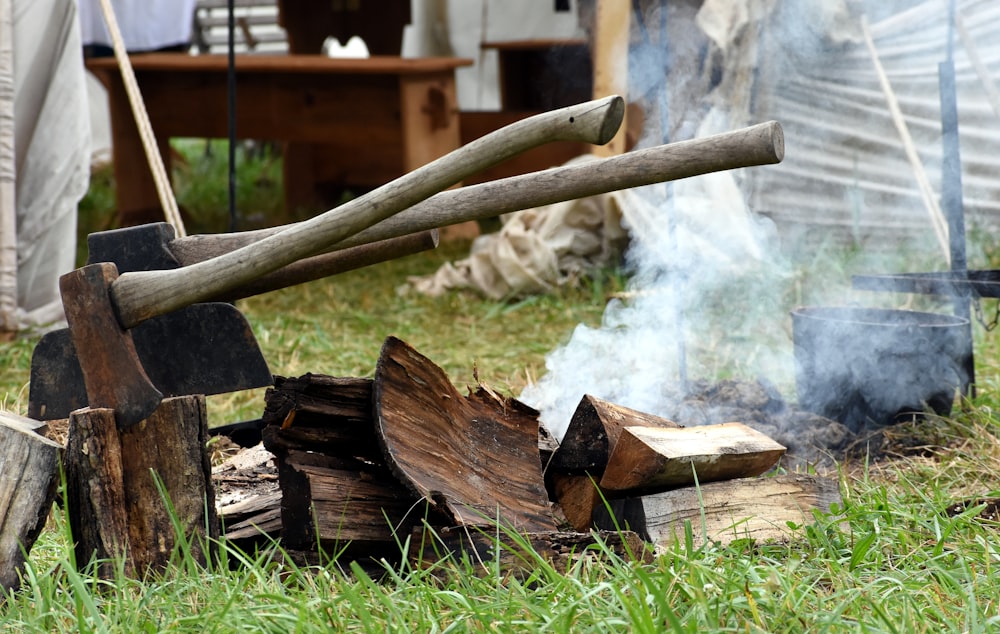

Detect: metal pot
791,306,969,432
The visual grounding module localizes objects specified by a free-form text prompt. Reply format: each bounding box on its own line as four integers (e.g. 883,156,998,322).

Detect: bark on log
274,449,421,554
64,395,218,578
0,412,62,592
599,423,786,493
593,474,842,548
261,374,423,555
374,336,559,532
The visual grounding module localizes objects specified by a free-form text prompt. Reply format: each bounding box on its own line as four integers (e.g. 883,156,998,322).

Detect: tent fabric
409,157,629,300
741,0,1000,255
78,0,199,52
11,0,90,328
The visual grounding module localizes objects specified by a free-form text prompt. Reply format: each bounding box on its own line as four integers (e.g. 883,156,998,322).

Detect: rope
96,0,187,237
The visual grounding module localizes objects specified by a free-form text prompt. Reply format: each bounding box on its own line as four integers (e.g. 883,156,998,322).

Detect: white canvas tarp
4,0,89,330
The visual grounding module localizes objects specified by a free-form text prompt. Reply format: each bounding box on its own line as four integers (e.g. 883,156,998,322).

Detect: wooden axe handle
171,121,785,263
107,96,625,329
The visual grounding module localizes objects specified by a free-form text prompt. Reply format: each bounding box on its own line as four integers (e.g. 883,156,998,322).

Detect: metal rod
940,0,975,398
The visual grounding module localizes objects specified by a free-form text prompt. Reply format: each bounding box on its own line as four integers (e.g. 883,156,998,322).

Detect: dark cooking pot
791,306,969,432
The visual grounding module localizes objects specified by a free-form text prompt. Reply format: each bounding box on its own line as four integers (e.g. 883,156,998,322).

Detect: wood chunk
550,473,602,532
549,395,681,474
374,336,558,532
593,474,841,548
277,450,421,552
409,526,652,576
219,491,282,545
599,423,786,493
64,396,218,578
262,374,373,427
0,412,63,592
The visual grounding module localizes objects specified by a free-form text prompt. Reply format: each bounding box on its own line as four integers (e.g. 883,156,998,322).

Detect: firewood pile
217,336,842,566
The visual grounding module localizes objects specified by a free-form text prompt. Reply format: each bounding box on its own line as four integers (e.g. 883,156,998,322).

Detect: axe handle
209,229,439,302
108,96,625,329
171,121,785,263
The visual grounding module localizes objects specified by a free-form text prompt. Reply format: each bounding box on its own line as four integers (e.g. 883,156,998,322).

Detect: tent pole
0,0,18,335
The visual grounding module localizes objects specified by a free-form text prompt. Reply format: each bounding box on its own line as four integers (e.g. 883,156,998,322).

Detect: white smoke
520,115,791,440
520,0,995,440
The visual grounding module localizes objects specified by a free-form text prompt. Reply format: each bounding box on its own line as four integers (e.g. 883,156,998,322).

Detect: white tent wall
729,0,1000,257
1,0,16,334
9,0,90,329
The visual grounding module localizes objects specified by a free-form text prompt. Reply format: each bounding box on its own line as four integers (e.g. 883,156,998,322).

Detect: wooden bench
87,53,471,225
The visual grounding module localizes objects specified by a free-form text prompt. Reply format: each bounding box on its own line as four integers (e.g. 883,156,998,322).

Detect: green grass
5,141,1000,630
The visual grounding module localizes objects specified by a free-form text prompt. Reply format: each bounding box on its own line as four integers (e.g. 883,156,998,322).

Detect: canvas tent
0,0,89,334
729,0,1000,257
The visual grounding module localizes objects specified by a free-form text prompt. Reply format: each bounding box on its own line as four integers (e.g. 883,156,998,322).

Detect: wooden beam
591,0,630,156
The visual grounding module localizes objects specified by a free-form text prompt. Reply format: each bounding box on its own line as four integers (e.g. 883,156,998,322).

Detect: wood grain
374,336,558,532
599,423,786,493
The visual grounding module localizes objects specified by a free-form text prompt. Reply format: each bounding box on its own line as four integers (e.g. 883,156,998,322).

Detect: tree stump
0,412,62,592
64,395,217,578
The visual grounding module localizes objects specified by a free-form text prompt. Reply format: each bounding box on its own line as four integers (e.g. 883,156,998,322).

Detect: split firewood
549,473,603,532
545,395,681,529
260,374,423,554
548,394,681,474
64,395,217,579
213,442,281,549
0,411,62,592
272,448,421,554
218,491,282,547
261,374,375,450
374,336,559,532
409,525,652,576
593,474,841,548
599,423,786,493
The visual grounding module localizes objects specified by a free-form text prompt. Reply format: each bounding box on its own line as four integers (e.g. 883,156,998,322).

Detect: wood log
274,449,421,555
549,473,602,532
593,474,841,548
549,394,681,474
0,412,62,592
374,336,559,532
218,491,282,546
260,374,424,555
409,526,652,576
213,443,281,549
64,395,218,578
261,374,376,454
599,423,786,493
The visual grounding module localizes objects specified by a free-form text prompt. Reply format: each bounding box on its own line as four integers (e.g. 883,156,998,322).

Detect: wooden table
87,53,472,225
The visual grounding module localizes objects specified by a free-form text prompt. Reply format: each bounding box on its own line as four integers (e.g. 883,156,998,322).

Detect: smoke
520,0,993,442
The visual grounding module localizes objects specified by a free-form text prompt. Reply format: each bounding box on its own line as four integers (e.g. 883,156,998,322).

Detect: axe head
29,302,274,423
57,262,164,427
29,223,273,426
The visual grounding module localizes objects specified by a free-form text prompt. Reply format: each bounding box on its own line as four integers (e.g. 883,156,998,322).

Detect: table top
87,53,474,76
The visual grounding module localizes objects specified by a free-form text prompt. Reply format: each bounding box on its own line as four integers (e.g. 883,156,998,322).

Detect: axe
30,120,785,421
48,96,626,428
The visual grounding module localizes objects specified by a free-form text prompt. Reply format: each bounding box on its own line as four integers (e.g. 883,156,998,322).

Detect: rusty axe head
56,262,166,427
